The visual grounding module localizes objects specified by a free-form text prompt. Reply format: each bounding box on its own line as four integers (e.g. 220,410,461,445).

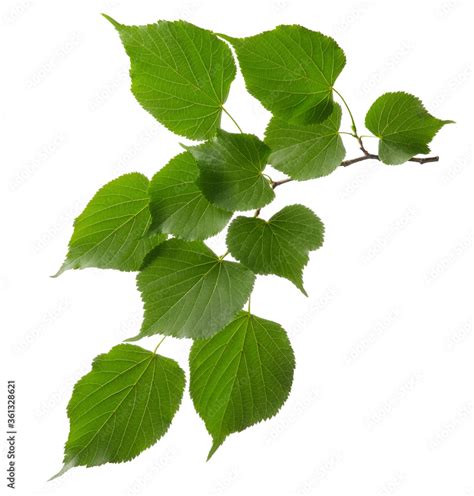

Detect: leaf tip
206,438,224,461
292,277,308,297
50,263,68,278
101,13,121,29
48,462,73,481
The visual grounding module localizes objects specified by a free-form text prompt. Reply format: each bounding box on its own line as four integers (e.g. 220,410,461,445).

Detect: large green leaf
226,205,324,294
187,130,274,212
104,16,236,140
52,344,185,478
55,173,165,276
132,239,255,340
148,152,232,240
190,312,295,459
220,25,346,124
365,92,453,165
265,104,345,180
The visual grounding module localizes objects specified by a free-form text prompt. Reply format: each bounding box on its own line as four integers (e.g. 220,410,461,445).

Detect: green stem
153,336,166,354
222,107,244,134
333,89,373,155
339,131,358,138
219,250,230,260
263,173,273,183
333,88,358,136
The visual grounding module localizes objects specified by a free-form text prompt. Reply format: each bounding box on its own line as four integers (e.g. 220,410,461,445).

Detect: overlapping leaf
226,205,324,294
365,92,453,164
132,239,255,340
104,16,236,140
55,173,165,276
189,312,295,459
148,152,232,240
52,344,185,478
265,104,345,180
220,25,346,124
187,130,274,211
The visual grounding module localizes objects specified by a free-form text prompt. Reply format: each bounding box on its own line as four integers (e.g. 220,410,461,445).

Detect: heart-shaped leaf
104,16,237,140
221,25,346,124
365,92,453,164
190,312,295,459
133,239,255,340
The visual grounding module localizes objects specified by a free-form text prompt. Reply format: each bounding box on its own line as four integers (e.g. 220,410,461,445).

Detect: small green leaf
190,311,295,459
226,205,324,294
187,130,275,212
148,152,232,240
365,92,453,165
104,16,236,140
133,239,255,340
265,104,345,180
55,173,165,276
220,25,346,124
52,344,185,478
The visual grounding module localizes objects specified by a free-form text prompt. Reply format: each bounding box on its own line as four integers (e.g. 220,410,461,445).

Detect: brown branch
357,135,370,156
407,155,439,164
259,153,439,217
340,154,439,167
271,178,293,189
340,154,378,167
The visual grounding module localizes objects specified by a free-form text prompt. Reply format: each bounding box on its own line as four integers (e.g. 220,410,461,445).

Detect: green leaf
55,173,165,276
220,25,346,124
132,239,255,340
189,311,295,459
187,130,275,211
226,205,324,294
265,104,345,180
52,344,185,478
365,92,454,165
103,16,236,140
148,152,232,240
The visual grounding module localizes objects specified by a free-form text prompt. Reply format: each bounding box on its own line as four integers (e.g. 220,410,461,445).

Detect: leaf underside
226,204,324,294
265,103,345,180
104,16,236,140
55,173,165,276
221,25,346,124
365,91,453,165
53,344,185,478
148,152,232,240
133,239,255,340
189,312,295,459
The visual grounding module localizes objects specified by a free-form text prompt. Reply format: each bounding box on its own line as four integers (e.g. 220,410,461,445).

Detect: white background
1,0,472,494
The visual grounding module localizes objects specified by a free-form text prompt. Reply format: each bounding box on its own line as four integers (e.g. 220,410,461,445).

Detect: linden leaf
132,239,255,340
55,173,165,276
220,25,346,124
365,92,454,165
226,205,324,294
148,152,232,240
104,16,236,140
265,104,345,180
189,312,295,459
51,344,185,478
187,130,275,212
